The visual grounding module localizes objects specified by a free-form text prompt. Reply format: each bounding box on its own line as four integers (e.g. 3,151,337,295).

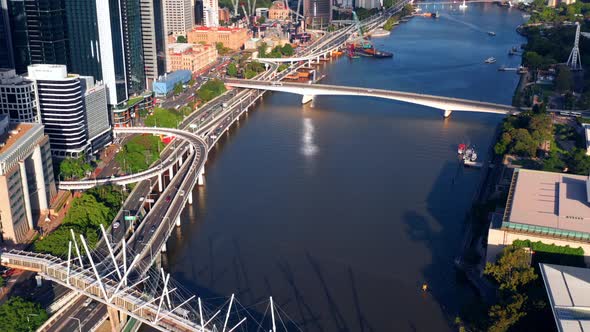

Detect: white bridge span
225,79,520,117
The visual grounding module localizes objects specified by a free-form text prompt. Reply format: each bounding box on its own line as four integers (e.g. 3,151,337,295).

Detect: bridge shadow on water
402,160,483,329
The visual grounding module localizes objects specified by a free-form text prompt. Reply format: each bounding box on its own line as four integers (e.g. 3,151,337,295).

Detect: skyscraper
202,0,218,27
0,69,37,122
7,0,68,74
0,0,14,69
121,0,146,95
304,0,331,29
164,0,193,35
65,0,128,105
140,0,159,87
194,0,203,25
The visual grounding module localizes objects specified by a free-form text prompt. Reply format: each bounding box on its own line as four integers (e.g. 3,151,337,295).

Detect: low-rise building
540,263,590,332
0,69,38,123
269,1,289,20
112,92,154,127
0,119,56,244
245,37,262,50
153,70,192,97
487,168,590,263
187,26,250,50
167,43,218,73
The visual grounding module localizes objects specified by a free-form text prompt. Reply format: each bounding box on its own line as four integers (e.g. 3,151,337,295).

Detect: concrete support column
161,243,167,252
32,146,47,211
19,162,34,230
176,216,181,227
198,169,205,186
178,154,183,167
169,165,174,179
187,191,193,205
302,95,315,104
158,173,163,192
189,144,194,154
107,307,122,332
443,110,453,118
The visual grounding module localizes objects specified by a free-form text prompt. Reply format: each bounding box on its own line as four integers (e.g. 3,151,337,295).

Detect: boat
488,31,496,36
356,47,393,58
458,144,466,155
459,0,467,9
459,144,478,165
484,57,496,64
518,66,528,74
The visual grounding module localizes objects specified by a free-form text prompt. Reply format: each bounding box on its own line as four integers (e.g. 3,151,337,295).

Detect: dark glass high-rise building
65,0,128,105
154,0,166,77
7,0,68,74
0,0,15,69
194,0,203,25
121,0,145,95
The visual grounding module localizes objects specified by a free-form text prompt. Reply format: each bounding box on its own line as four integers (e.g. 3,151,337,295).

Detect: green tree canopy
484,246,537,292
282,44,294,56
58,156,92,180
487,294,527,332
555,65,573,93
173,82,184,95
0,297,48,332
523,51,544,71
197,79,227,102
176,35,187,43
227,62,238,77
115,134,164,173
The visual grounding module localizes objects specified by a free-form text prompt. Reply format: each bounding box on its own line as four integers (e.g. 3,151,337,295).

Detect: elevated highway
225,79,520,117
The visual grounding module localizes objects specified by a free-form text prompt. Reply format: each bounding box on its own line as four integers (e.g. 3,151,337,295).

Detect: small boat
518,66,528,74
458,143,466,155
463,144,478,162
488,31,496,36
484,57,496,64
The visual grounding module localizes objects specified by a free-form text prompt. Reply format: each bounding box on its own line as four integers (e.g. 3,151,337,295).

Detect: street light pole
68,316,82,332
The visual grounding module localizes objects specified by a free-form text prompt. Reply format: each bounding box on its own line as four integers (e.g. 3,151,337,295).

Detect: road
43,296,107,332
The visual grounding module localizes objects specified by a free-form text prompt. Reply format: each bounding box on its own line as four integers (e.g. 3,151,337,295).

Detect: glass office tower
7,0,68,73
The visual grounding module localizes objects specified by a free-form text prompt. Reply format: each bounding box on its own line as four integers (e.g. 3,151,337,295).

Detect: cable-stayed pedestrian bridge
224,79,520,117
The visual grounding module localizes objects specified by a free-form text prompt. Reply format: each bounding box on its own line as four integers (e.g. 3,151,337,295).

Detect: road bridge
224,79,519,117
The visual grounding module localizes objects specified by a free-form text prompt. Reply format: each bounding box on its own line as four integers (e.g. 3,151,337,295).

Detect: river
165,4,525,331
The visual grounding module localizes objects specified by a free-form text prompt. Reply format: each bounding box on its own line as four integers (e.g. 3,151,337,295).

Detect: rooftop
0,123,37,155
192,26,245,32
540,263,590,332
505,169,590,236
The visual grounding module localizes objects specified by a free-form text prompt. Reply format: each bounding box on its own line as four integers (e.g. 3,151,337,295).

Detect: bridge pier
198,169,205,186
158,173,163,192
107,307,122,332
302,95,315,104
161,243,167,252
169,165,174,179
178,154,183,166
443,110,453,118
187,191,193,205
176,216,181,226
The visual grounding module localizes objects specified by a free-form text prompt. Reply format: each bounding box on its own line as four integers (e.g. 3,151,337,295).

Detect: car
83,298,93,307
150,225,156,234
166,195,171,202
138,235,144,243
179,190,185,196
139,197,145,202
113,221,120,229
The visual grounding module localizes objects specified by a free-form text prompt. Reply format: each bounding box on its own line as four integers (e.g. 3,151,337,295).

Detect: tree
173,82,183,95
487,294,527,332
281,44,294,56
0,297,48,332
484,246,537,292
227,62,238,77
523,51,544,71
278,63,289,72
258,16,266,24
59,156,92,180
216,42,230,55
510,128,537,157
176,35,187,43
257,42,268,58
567,148,590,175
555,65,573,93
494,132,513,155
197,79,227,102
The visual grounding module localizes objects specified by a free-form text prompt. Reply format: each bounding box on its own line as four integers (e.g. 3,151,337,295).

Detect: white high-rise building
203,0,219,27
164,0,194,34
